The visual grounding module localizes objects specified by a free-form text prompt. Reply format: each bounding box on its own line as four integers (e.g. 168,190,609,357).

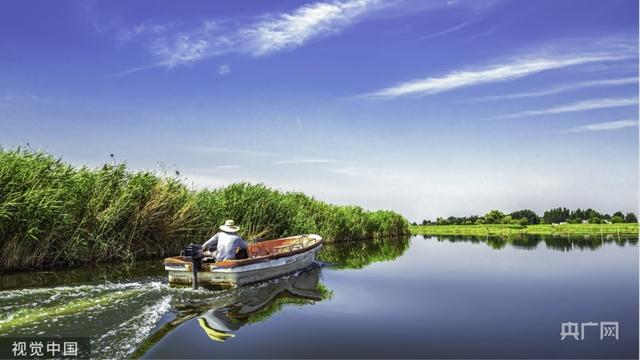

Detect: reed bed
0,149,409,270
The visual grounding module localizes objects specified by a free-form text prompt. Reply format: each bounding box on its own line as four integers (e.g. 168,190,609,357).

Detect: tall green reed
0,149,409,270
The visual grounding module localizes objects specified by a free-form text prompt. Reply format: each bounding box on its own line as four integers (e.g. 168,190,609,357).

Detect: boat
163,234,323,287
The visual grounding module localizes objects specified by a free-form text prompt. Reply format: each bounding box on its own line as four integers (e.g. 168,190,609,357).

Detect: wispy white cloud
116,20,173,41
330,166,379,177
240,0,381,56
418,18,479,41
148,20,232,68
360,38,636,99
276,158,334,165
468,25,499,40
190,146,281,157
190,147,334,166
497,97,638,119
217,64,231,76
363,55,631,99
329,166,414,180
568,119,638,132
182,165,241,173
101,0,498,72
117,0,384,70
474,77,638,101
0,93,45,109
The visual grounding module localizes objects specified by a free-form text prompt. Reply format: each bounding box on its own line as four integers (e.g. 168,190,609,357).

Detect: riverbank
0,149,409,271
411,223,639,236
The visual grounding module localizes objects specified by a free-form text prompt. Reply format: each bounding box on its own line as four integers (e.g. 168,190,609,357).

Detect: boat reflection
196,266,327,342
133,266,330,355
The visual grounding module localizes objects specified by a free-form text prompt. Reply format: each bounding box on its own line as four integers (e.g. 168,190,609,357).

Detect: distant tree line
416,208,638,226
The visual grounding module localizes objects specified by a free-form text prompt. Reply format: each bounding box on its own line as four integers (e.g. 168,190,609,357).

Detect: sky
0,0,638,221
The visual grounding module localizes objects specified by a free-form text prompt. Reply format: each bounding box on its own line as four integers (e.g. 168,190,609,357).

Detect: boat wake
0,278,233,358
0,266,326,358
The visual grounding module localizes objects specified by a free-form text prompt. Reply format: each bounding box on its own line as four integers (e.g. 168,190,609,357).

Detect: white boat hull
167,244,322,287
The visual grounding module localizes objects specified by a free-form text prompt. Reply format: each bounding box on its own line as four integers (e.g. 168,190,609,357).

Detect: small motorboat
164,234,323,287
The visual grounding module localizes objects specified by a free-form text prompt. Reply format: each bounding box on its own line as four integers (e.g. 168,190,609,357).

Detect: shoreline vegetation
412,208,638,236
0,149,409,271
416,209,637,227
411,223,639,236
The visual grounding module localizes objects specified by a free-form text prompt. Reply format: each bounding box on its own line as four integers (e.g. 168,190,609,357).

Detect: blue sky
0,0,638,221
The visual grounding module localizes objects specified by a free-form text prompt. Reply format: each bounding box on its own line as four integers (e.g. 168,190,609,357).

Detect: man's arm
237,236,248,250
203,233,219,250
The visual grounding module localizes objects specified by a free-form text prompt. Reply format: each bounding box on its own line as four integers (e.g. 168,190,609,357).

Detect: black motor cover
183,243,204,289
184,243,204,260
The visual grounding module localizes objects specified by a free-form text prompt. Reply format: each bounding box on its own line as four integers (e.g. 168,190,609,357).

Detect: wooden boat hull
164,234,322,287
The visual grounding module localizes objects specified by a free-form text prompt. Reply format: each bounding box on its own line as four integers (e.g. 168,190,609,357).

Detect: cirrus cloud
119,0,385,70
496,97,638,119
360,38,637,99
568,119,638,132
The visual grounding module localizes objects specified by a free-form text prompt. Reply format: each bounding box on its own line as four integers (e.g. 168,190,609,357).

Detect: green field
411,223,639,236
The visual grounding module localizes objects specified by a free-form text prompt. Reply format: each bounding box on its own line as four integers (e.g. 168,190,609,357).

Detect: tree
510,209,540,224
570,208,585,221
543,207,570,224
447,216,459,225
586,208,601,221
501,215,513,224
611,216,624,224
484,210,506,224
625,213,638,223
426,208,634,226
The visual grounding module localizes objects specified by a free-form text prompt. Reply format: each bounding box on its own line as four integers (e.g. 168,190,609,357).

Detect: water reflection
318,235,411,269
196,267,328,341
134,267,331,356
432,233,638,251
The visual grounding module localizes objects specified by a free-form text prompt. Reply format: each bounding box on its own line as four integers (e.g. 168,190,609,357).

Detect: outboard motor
184,243,204,289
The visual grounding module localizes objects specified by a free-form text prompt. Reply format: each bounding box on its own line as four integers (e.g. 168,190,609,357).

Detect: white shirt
203,232,248,261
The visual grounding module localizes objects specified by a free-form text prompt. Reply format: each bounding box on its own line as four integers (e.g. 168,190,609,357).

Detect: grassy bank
0,149,408,270
411,223,639,236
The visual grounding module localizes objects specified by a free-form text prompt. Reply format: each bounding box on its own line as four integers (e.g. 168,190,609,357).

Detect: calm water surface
0,235,637,359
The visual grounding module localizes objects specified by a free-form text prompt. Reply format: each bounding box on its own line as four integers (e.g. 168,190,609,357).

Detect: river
0,234,637,359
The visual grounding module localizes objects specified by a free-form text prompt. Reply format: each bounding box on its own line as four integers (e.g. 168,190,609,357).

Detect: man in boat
202,219,249,261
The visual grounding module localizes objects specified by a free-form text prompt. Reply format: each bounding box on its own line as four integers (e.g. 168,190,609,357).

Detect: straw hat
220,219,240,233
